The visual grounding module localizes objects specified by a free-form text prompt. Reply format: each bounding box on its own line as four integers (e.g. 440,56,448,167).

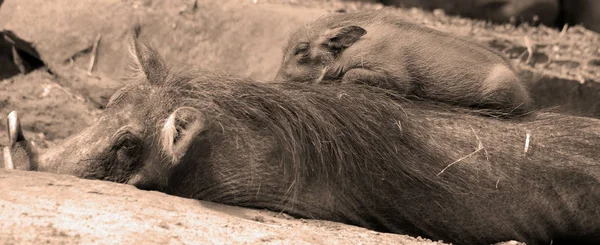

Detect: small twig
87,34,102,76
470,126,488,161
437,127,486,176
11,46,26,74
41,80,86,102
437,147,483,176
336,93,348,99
524,130,532,154
523,36,534,66
3,147,15,170
434,201,447,213
560,24,569,36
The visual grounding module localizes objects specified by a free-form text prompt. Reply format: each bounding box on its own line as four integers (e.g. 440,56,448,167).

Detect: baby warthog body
276,11,532,115
4,34,599,245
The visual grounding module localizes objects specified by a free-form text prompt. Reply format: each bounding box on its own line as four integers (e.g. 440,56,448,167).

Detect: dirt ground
0,0,598,244
1,169,448,244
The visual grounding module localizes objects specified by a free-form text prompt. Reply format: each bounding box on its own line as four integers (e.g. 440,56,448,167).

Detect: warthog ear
160,107,206,166
127,24,168,85
322,25,367,50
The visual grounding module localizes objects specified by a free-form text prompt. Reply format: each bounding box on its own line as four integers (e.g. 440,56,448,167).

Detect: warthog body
275,11,532,115
4,33,599,245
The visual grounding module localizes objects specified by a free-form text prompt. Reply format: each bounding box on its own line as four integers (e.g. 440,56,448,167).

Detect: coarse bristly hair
154,69,438,187
116,36,600,245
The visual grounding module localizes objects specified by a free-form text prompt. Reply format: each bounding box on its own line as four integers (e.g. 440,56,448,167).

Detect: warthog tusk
3,146,14,169
7,111,25,147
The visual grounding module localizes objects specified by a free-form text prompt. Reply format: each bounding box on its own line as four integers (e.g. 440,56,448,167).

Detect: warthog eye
117,135,141,156
120,137,137,150
294,42,310,57
98,126,145,183
110,127,143,165
115,135,142,170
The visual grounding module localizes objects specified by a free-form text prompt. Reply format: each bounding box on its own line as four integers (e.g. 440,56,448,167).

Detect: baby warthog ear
323,25,367,50
127,24,168,85
161,107,206,166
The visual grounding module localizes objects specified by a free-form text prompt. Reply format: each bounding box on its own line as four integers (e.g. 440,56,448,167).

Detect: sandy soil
1,169,447,244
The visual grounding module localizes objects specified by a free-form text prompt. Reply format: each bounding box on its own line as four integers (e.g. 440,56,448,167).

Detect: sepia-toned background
1,0,598,244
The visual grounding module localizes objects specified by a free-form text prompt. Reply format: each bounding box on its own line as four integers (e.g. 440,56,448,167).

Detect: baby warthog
4,33,599,245
275,11,532,115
